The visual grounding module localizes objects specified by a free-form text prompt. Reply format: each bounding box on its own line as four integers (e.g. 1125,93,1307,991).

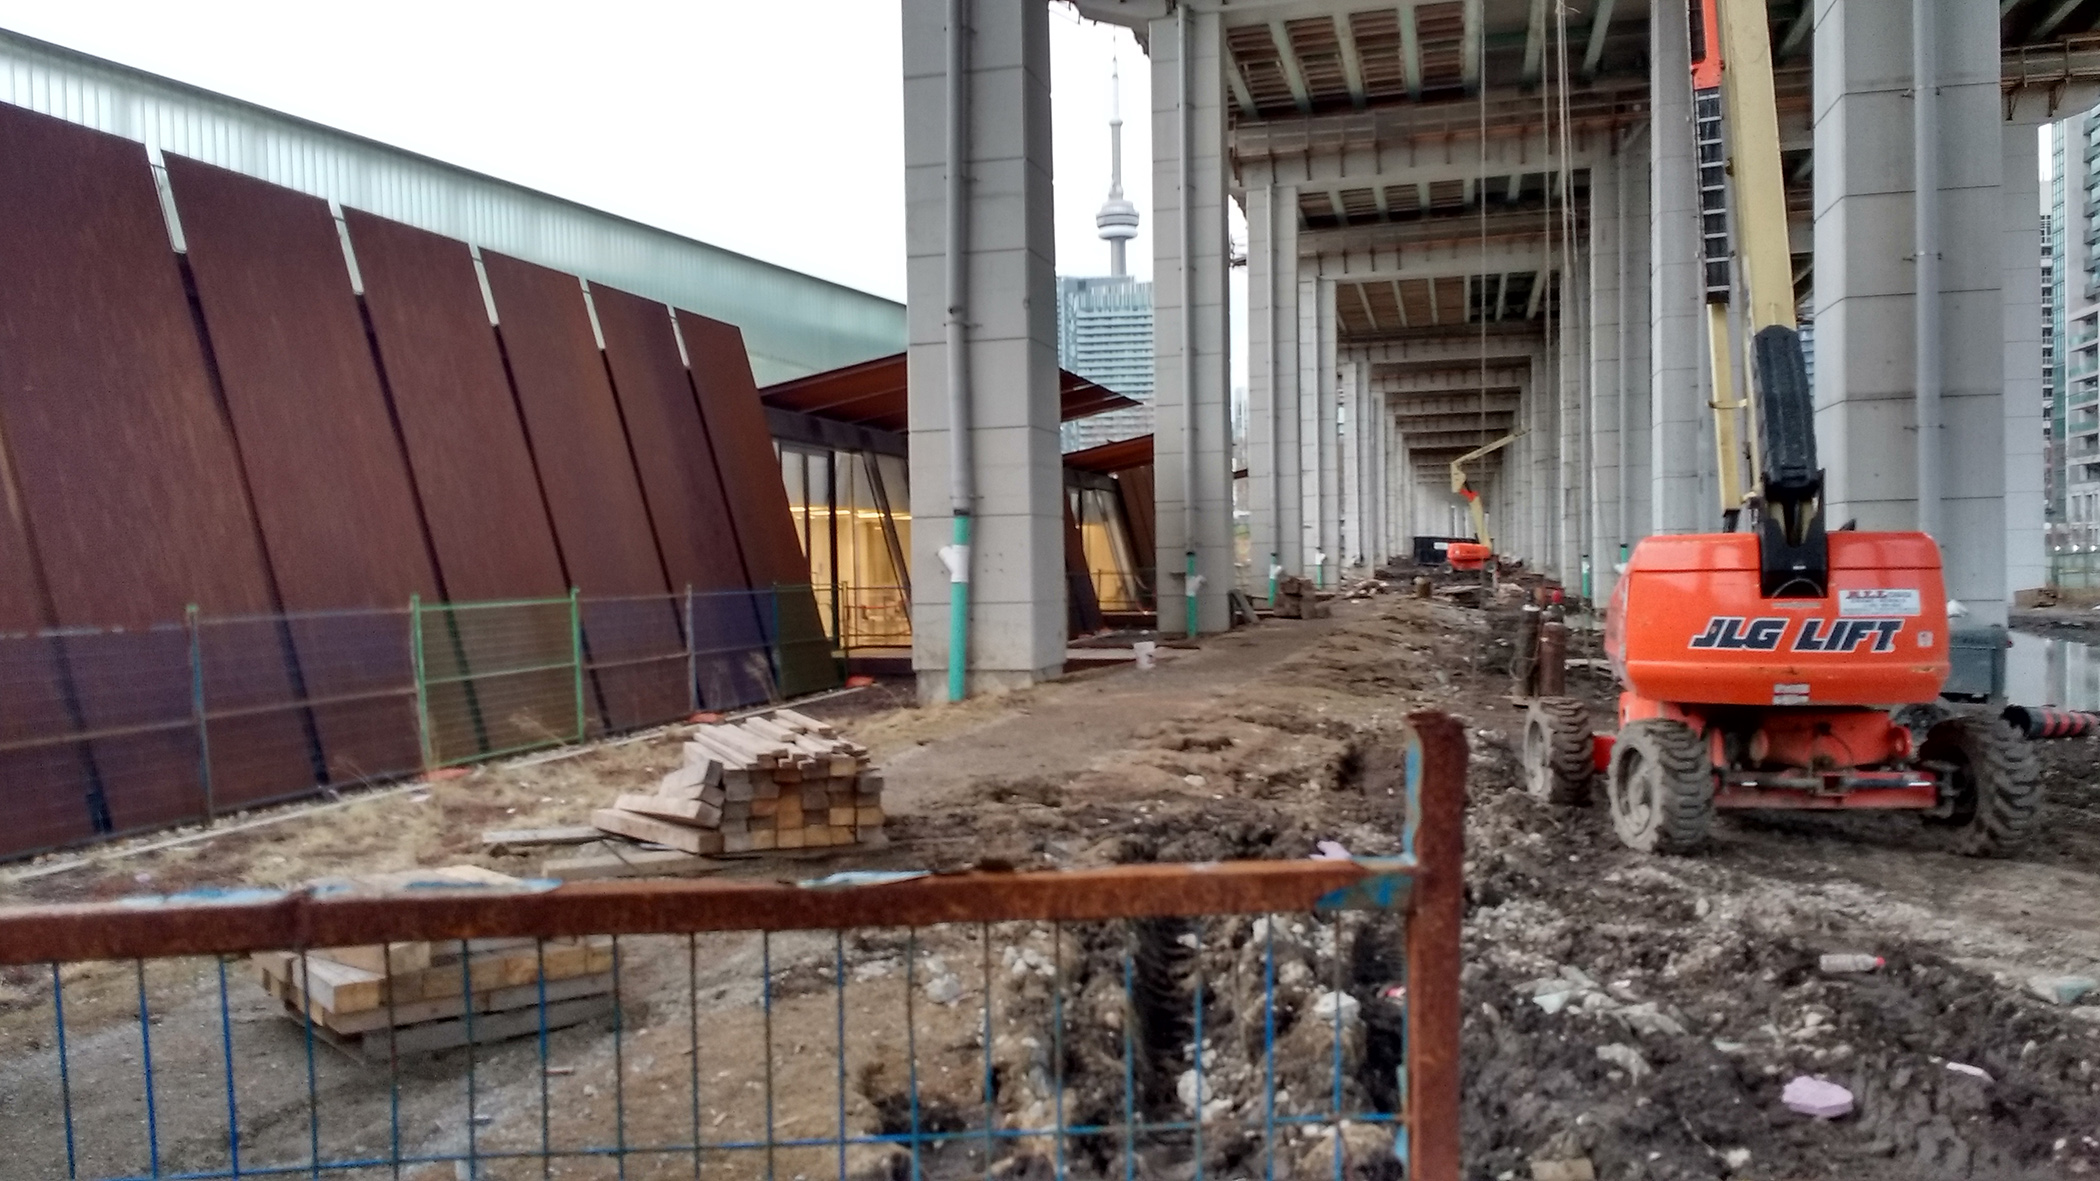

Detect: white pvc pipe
1913,0,1941,540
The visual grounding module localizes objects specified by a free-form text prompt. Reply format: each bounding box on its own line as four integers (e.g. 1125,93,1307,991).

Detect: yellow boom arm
1449,433,1518,552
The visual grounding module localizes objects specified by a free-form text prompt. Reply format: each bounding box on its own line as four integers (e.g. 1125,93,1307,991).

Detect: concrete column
1276,197,1303,579
1589,160,1625,601
1620,129,1655,546
904,0,1063,701
1298,274,1322,574
2004,123,2047,600
1150,7,1234,634
1530,354,1556,569
1814,0,2005,624
1650,0,1705,535
1317,278,1341,583
1245,184,1302,592
1559,258,1587,588
1336,361,1357,568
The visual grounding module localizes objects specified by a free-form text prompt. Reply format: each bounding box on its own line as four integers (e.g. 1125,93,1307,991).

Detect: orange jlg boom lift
1520,0,2040,854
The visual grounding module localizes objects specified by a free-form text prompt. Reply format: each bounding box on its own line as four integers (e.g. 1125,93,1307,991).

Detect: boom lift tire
1523,698,1594,805
1607,718,1715,854
1921,715,2041,856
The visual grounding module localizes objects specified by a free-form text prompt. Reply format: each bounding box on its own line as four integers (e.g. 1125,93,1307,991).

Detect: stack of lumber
1272,575,1330,619
592,708,884,855
250,867,614,1057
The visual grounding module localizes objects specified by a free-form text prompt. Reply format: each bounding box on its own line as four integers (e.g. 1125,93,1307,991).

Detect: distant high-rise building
2049,112,2100,560
1060,60,1154,452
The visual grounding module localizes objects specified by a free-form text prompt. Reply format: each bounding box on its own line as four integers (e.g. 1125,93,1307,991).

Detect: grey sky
0,0,1167,302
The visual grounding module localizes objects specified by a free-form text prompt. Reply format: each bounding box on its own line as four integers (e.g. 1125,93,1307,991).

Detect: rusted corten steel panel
341,210,566,603
0,104,310,825
343,210,572,754
591,286,770,707
679,311,839,697
164,156,433,782
0,492,95,857
591,285,747,594
481,252,685,729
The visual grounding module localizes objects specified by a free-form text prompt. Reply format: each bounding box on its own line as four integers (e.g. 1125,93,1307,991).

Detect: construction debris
1271,575,1329,619
591,708,885,855
1780,1076,1854,1119
249,867,614,1057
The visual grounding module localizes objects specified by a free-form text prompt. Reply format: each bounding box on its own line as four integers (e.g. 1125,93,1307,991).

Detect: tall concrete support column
1530,353,1557,569
2004,124,2047,600
904,0,1063,701
1377,390,1394,558
1245,184,1303,591
1317,279,1341,582
1298,274,1323,575
1588,162,1626,601
1620,130,1655,545
1814,0,2005,625
1650,0,1706,535
1150,7,1234,634
1338,361,1359,568
1559,259,1588,589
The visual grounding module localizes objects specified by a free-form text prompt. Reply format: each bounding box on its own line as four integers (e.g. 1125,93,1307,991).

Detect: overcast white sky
0,0,1165,301
0,0,1247,386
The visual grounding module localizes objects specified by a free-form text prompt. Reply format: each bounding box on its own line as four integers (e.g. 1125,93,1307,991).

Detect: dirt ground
3,590,2099,1180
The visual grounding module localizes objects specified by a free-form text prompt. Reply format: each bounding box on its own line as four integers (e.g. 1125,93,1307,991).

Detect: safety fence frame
0,586,834,863
0,715,1465,1181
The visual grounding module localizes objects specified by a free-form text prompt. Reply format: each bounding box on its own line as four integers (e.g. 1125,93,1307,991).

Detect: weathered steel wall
0,494,94,855
681,311,840,696
482,251,686,729
165,155,431,783
591,286,773,706
344,209,572,753
0,103,310,826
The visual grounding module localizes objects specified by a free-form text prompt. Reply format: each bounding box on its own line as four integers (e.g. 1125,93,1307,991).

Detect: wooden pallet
250,866,616,1050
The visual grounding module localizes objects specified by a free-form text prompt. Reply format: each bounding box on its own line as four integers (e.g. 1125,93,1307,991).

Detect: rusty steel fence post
1404,711,1466,1181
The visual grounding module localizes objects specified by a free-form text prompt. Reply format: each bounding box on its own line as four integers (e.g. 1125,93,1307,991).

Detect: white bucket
1133,641,1157,671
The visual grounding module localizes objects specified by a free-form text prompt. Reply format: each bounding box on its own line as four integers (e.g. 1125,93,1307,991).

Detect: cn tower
1094,58,1139,277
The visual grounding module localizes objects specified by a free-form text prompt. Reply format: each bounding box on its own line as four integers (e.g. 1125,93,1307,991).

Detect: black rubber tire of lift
1523,697,1594,806
1607,718,1715,855
1924,715,2042,857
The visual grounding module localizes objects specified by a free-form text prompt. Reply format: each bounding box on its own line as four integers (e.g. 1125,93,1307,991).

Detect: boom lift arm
1697,0,1826,596
1449,433,1517,553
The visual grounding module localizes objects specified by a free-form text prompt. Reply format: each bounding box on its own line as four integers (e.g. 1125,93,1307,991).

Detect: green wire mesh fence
0,586,838,862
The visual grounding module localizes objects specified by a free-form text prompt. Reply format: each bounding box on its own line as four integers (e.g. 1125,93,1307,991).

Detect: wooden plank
540,849,726,881
592,808,725,855
481,826,605,851
857,806,886,827
657,761,717,799
770,708,836,738
267,954,389,1014
613,793,722,828
361,993,614,1059
684,734,755,770
303,970,616,1037
692,728,775,768
311,941,431,976
659,776,727,807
